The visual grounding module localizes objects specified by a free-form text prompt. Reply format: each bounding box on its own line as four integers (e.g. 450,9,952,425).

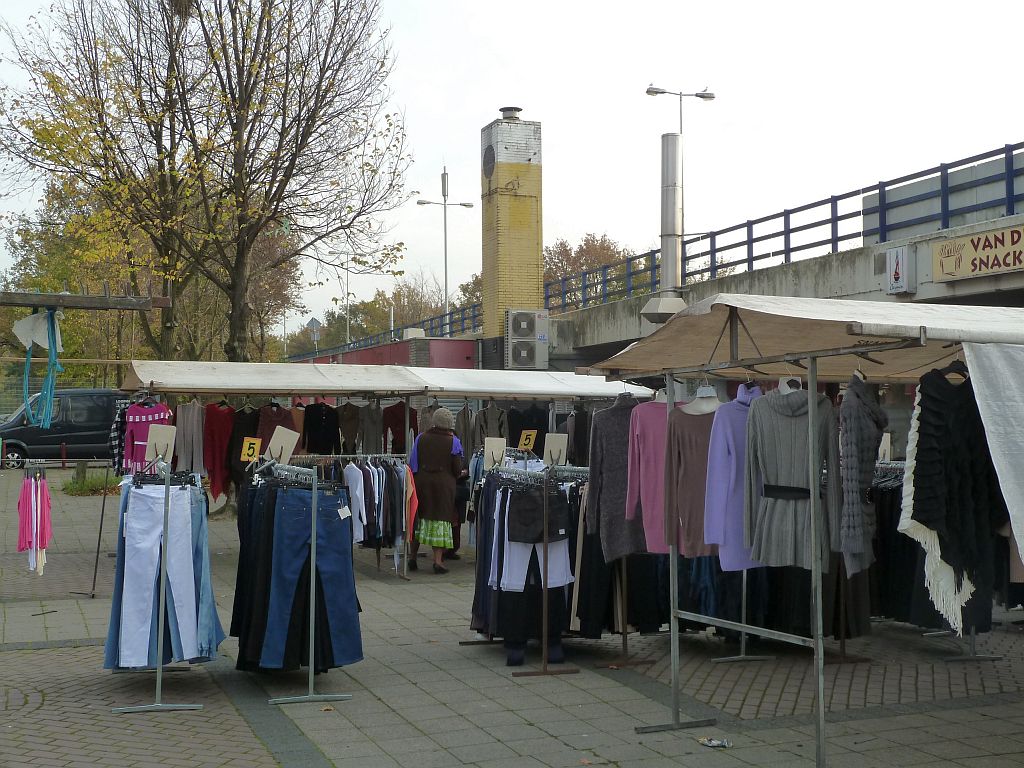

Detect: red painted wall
428,339,477,368
339,341,412,366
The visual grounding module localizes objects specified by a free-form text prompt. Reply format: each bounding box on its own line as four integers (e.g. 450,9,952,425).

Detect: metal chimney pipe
660,133,683,291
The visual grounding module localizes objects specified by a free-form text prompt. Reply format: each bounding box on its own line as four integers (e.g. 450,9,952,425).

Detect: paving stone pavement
3,469,1024,767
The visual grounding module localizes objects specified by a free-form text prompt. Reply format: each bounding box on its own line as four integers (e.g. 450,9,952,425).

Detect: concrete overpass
550,213,1024,370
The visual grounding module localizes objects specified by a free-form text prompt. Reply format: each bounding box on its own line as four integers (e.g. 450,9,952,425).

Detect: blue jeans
104,479,224,668
260,486,362,669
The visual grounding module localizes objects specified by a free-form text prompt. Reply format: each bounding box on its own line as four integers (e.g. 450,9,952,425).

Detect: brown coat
412,428,463,523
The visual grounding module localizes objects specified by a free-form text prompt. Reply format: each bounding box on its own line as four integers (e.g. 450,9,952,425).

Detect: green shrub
62,471,120,497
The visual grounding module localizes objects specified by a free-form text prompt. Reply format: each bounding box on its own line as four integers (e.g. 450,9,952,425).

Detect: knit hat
431,407,455,430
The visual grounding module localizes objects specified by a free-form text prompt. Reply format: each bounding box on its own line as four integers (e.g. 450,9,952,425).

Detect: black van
0,388,120,468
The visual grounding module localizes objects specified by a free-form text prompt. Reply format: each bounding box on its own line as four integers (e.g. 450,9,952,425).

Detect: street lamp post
641,85,715,324
645,85,715,135
326,250,354,345
418,167,473,336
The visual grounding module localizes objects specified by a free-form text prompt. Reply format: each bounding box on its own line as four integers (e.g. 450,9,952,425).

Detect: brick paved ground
4,469,1024,767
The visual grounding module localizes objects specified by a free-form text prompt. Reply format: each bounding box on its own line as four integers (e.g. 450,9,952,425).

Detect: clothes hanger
777,363,802,394
936,356,969,381
694,376,718,399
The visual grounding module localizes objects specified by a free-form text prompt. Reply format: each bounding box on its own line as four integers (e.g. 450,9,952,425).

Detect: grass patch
62,471,120,496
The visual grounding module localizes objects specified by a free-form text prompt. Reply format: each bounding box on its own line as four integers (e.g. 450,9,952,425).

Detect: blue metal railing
295,140,1024,359
290,303,482,361
544,140,1024,312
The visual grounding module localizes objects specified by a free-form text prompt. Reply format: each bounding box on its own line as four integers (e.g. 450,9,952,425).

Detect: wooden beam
0,291,168,310
0,357,134,365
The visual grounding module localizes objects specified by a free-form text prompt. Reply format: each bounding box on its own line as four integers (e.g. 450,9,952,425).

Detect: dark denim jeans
260,486,362,668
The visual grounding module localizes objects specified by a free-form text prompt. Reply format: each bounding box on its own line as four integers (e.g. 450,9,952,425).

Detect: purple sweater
624,401,670,554
704,384,764,571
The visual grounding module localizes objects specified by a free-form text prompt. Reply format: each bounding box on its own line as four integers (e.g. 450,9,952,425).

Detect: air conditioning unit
504,309,549,370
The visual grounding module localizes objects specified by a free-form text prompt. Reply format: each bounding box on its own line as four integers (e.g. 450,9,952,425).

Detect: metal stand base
825,653,871,665
944,628,1003,662
113,703,203,714
269,693,353,706
594,658,655,669
459,638,501,646
712,654,775,664
635,717,717,734
511,667,580,678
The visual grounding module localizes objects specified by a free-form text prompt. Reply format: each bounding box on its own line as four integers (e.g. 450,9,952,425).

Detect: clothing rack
254,458,353,707
499,464,581,678
113,457,203,715
290,452,410,578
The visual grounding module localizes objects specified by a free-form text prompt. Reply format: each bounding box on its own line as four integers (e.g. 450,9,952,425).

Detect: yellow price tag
240,437,262,462
517,430,538,451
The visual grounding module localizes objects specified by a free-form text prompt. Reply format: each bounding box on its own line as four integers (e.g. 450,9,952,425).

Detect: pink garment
624,401,670,554
123,402,174,474
17,477,52,552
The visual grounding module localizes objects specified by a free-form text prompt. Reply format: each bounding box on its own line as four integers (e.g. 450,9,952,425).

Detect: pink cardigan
18,477,52,552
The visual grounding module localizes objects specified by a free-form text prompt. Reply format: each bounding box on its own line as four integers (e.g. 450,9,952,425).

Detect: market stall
589,292,1024,767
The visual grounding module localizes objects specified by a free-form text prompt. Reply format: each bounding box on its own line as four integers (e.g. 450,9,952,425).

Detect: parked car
0,388,121,469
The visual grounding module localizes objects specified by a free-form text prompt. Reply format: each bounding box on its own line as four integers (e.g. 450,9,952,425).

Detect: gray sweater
839,376,888,576
744,389,841,571
586,394,648,562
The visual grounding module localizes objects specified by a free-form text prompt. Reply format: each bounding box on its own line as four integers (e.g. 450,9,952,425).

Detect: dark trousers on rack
498,549,568,648
260,487,362,669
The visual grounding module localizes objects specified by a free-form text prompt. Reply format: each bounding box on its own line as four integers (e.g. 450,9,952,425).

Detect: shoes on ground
432,563,449,574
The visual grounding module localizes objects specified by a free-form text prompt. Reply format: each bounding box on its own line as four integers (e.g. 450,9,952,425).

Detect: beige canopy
591,293,1024,382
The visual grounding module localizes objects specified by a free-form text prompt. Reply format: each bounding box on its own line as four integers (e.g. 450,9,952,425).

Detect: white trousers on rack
489,488,574,593
119,485,197,667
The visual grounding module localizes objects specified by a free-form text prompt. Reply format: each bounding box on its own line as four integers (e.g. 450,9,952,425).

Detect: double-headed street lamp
645,85,715,135
417,166,473,335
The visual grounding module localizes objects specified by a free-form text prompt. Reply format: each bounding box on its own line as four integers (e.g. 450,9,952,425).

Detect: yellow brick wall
481,162,543,337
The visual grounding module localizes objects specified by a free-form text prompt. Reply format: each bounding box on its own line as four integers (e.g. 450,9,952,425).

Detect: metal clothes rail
627,316,928,768
253,458,353,707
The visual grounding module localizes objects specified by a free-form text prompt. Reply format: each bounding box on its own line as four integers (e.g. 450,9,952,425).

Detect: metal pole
512,466,578,678
667,376,680,727
442,167,449,335
345,254,351,345
113,459,202,714
711,568,774,664
635,376,713,733
807,356,827,766
306,471,318,696
154,464,170,704
403,396,411,578
73,466,110,599
269,464,352,705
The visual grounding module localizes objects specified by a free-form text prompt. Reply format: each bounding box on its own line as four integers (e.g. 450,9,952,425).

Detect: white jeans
119,485,197,667
490,488,574,592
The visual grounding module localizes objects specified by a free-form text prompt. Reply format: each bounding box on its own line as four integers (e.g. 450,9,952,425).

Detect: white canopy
123,359,651,401
403,366,649,400
591,293,1024,382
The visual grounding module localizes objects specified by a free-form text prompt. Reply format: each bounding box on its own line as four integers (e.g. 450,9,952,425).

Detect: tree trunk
224,247,251,361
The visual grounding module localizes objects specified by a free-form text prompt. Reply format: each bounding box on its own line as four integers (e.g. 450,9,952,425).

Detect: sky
1,0,1022,336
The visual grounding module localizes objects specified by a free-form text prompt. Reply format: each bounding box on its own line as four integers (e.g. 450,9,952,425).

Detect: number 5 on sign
240,437,262,462
517,430,538,451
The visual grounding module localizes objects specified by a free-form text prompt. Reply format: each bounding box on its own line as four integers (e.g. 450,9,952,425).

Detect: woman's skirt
415,517,453,549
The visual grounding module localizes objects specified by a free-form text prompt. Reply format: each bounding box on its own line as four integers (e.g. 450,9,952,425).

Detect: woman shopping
409,407,465,574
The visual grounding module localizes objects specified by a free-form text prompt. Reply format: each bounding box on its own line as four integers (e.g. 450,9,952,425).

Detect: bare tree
0,0,408,361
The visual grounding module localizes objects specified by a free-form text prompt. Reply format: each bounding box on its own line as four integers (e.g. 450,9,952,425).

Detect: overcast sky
2,0,1021,335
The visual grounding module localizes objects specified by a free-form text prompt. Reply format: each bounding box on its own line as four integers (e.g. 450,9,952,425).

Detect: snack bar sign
932,225,1024,282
